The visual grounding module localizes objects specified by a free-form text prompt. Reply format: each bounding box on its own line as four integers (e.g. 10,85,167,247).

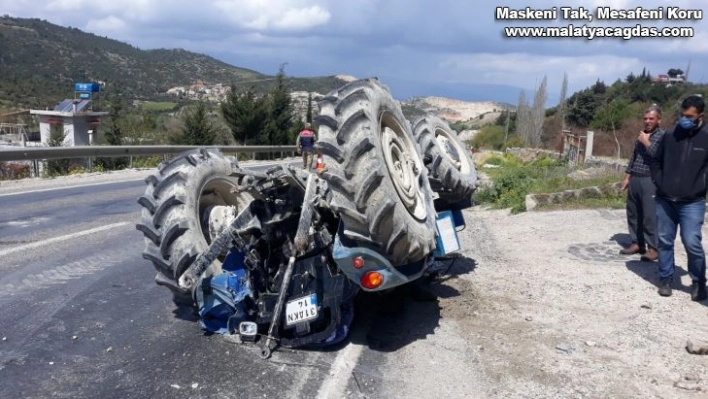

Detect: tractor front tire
135,148,252,308
314,78,437,266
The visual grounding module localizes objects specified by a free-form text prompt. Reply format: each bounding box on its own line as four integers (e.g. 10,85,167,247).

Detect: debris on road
686,339,708,355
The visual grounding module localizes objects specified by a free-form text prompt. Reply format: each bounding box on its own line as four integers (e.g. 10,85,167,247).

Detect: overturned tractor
135,78,477,358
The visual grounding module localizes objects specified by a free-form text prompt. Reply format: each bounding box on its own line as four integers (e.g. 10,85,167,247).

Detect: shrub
0,162,31,180
472,125,505,150
484,155,505,165
132,156,162,169
473,154,624,213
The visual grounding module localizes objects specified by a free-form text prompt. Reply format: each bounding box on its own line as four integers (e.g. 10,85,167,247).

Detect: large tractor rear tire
412,115,477,203
314,78,437,266
135,148,252,308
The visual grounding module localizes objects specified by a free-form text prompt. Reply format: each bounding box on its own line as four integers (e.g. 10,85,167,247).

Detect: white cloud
85,16,127,33
656,30,708,53
273,6,330,30
438,53,643,88
433,52,653,103
1,0,707,102
214,0,330,31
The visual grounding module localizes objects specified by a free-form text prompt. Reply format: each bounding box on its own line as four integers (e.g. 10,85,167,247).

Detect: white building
30,99,108,146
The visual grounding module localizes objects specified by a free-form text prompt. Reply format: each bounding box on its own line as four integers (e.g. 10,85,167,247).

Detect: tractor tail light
353,256,364,269
361,271,384,289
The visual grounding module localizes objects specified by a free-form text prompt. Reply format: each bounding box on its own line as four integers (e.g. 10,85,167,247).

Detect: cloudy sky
2,0,707,105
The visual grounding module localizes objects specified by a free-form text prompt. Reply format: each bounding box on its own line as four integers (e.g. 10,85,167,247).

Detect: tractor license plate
285,294,318,326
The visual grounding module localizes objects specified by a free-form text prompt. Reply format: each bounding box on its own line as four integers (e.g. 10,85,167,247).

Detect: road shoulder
369,207,708,398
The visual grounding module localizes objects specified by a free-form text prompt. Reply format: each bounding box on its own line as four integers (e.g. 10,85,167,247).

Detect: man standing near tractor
297,122,316,170
619,105,665,261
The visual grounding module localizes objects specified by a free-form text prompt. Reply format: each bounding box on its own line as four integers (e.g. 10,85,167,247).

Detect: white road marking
0,222,130,257
315,323,370,399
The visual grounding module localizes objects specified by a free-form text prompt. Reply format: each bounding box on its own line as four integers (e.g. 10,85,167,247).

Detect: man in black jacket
650,95,708,300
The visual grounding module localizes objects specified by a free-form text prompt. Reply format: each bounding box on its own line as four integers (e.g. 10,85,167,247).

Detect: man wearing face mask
619,105,665,261
650,95,708,301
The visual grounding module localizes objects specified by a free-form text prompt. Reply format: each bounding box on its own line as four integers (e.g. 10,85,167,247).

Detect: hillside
0,16,348,108
402,97,511,123
473,68,708,158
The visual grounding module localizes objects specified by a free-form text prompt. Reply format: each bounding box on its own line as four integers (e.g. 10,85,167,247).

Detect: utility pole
504,105,511,144
685,59,691,82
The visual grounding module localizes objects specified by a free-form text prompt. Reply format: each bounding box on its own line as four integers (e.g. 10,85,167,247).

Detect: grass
140,101,177,112
473,152,626,213
534,195,626,211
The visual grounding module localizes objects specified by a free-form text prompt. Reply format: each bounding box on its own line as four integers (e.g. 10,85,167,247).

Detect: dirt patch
377,207,708,398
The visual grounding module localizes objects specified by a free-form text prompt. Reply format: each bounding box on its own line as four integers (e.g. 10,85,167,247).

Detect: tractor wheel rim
435,127,471,174
380,113,427,221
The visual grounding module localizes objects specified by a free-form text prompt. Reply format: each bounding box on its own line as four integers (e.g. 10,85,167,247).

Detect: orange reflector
353,256,364,269
361,271,384,289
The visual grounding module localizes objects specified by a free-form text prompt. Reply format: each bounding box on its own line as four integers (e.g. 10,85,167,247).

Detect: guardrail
0,145,299,178
0,145,298,161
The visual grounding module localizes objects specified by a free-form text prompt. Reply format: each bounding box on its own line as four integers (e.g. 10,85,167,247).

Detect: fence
561,130,594,167
0,145,298,177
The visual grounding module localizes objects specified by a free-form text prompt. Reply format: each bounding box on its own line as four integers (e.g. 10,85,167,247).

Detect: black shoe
691,281,707,301
658,278,673,297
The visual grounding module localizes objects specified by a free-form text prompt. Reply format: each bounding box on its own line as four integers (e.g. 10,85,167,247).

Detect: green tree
591,79,606,95
102,86,125,146
171,101,217,145
96,84,129,169
591,98,630,158
667,68,684,78
221,84,268,145
263,64,295,157
46,122,70,176
495,109,517,134
566,89,598,127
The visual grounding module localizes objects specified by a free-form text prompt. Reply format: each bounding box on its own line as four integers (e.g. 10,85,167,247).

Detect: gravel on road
376,207,708,398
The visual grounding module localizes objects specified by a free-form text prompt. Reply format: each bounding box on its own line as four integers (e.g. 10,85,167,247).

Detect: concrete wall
505,147,562,161
582,156,628,172
38,115,92,146
71,117,90,146
525,181,623,211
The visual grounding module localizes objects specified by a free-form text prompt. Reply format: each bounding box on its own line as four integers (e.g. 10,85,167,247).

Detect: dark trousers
655,197,706,283
302,150,314,169
626,175,658,250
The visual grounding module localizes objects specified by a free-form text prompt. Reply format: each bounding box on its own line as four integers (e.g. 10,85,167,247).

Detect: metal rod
261,252,297,359
261,173,318,359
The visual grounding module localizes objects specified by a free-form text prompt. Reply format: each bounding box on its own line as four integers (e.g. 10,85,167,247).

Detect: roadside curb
525,181,623,211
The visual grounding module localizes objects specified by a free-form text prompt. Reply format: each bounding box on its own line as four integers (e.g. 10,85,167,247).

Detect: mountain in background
0,16,349,109
0,16,509,125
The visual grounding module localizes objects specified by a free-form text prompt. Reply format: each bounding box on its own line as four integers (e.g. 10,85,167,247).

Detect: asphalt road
0,161,395,399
